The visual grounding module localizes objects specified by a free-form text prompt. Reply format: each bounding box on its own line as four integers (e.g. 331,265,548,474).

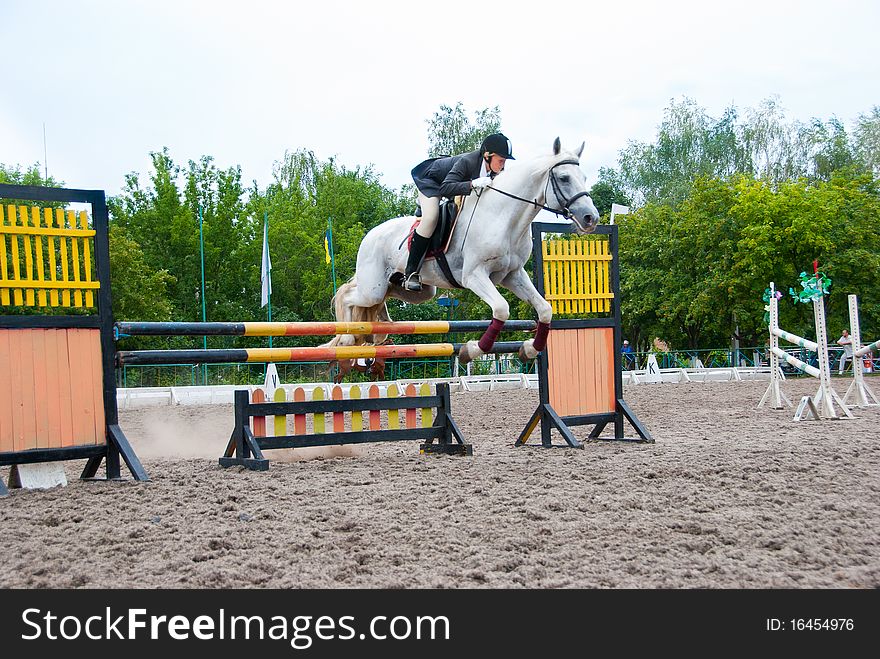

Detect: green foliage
426,102,502,157
853,106,880,176
589,167,632,217
618,96,875,206
619,173,880,348
5,98,878,360
0,162,63,188
108,226,174,322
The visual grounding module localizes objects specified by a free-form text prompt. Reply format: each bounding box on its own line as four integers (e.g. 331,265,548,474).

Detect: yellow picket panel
44,208,59,306
350,385,363,431
31,207,47,307
273,387,287,436
57,209,70,307
80,211,94,307
420,383,433,428
541,237,614,315
0,205,8,306
312,387,326,434
68,210,82,307
386,384,400,429
0,203,98,309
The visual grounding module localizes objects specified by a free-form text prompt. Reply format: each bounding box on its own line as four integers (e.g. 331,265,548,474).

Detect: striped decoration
253,383,432,437
0,204,99,308
542,236,613,315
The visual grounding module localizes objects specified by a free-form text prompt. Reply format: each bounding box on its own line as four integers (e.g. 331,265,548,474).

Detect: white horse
328,138,601,363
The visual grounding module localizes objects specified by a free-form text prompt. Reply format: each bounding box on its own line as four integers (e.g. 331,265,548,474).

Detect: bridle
482,159,592,221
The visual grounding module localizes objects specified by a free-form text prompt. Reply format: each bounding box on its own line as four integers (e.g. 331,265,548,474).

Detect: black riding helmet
480,133,515,160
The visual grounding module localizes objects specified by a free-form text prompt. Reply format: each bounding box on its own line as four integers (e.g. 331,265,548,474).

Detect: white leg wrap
520,339,539,360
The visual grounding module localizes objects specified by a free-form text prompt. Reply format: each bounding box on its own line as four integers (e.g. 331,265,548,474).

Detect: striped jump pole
115,320,538,337
758,282,852,420
843,294,879,407
115,341,527,366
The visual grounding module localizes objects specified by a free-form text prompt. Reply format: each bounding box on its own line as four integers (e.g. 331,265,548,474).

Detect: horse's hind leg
333,277,390,347
501,267,553,360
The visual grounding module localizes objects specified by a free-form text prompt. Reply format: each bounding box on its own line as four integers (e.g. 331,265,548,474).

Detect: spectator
621,339,634,370
651,337,671,368
863,349,874,374
837,329,853,374
652,337,669,353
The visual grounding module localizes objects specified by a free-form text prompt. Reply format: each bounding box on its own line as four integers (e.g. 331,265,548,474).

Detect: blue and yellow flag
324,229,331,264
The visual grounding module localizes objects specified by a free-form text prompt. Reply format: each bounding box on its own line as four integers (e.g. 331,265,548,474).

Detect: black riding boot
404,233,431,291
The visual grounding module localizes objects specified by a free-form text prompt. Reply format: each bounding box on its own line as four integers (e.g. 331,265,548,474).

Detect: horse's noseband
547,159,592,221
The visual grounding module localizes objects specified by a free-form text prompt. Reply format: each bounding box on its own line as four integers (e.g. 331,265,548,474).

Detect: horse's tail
321,278,390,347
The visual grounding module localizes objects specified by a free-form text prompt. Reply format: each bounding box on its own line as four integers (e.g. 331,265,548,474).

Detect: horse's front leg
457,269,511,365
501,267,552,361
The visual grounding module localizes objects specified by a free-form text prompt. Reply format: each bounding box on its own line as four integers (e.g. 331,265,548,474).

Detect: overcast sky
1,0,878,198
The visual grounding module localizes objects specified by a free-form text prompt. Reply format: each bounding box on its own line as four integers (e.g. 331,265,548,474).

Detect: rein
482,159,590,221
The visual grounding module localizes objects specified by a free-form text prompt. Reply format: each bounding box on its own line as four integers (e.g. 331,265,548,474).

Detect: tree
426,103,502,157
853,106,880,176
589,167,631,217
618,97,749,205
0,163,63,188
108,226,174,323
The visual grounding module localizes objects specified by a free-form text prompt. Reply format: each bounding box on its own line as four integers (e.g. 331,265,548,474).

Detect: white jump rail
758,281,853,420
844,294,879,407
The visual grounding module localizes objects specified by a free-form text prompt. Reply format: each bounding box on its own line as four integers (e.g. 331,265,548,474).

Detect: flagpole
328,216,337,295
198,205,208,385
263,211,273,349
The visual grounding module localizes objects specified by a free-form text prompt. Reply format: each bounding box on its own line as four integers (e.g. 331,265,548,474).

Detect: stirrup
404,273,423,291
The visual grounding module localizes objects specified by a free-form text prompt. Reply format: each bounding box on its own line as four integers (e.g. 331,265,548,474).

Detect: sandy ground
1,378,878,589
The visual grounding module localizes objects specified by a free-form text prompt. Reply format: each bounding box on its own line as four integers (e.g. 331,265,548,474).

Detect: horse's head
546,137,600,234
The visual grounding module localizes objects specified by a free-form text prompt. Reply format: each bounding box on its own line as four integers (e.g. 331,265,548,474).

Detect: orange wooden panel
66,328,90,445
0,328,105,452
85,328,106,445
368,385,381,430
547,328,615,416
31,328,50,448
68,328,103,446
85,329,107,444
332,385,344,432
404,383,417,428
13,329,36,451
252,389,266,437
292,387,306,435
0,330,14,452
56,329,75,446
43,330,63,449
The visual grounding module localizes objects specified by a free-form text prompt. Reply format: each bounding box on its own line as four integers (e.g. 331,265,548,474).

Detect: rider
404,132,515,291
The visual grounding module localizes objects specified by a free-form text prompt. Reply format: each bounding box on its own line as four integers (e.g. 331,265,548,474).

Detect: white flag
610,203,630,225
260,216,272,308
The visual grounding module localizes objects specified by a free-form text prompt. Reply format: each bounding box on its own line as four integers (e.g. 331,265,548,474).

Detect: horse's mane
489,148,579,190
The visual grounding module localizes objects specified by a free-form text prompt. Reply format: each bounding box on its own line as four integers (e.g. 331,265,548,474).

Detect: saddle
410,197,460,256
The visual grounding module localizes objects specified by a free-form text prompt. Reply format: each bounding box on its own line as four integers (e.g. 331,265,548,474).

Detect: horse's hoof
519,340,539,362
458,341,482,365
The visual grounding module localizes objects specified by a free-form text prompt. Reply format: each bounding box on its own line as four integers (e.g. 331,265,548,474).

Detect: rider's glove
471,176,492,189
